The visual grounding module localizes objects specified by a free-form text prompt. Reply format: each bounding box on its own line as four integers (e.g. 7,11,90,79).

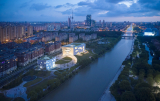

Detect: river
145,44,153,65
41,25,133,101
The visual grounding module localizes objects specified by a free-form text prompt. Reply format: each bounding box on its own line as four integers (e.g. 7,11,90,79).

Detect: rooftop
38,55,54,60
63,43,85,47
144,28,152,32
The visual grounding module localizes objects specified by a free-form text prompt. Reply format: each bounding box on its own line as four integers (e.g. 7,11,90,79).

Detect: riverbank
99,38,135,101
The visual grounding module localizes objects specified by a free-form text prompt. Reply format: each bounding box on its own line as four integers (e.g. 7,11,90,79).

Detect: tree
35,87,43,93
121,91,136,101
152,86,160,93
27,91,38,101
118,75,128,81
135,82,151,91
146,77,154,86
153,64,160,72
13,97,25,101
135,87,155,101
156,92,160,101
119,80,131,91
154,74,160,84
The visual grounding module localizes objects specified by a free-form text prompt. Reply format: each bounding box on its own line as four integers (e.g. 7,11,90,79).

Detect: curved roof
39,55,54,60
43,56,50,60
144,28,152,32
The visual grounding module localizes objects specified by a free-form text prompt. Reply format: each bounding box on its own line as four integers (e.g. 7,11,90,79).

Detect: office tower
102,20,105,27
27,26,33,37
71,10,74,30
68,17,71,28
91,20,96,27
17,25,25,38
86,15,91,26
99,20,101,24
110,22,112,27
106,22,108,27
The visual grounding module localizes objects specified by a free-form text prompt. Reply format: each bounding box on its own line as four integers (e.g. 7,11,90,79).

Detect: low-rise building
69,35,78,43
79,33,85,39
91,33,97,39
69,33,75,37
37,55,56,70
0,54,17,77
15,46,44,66
83,35,92,41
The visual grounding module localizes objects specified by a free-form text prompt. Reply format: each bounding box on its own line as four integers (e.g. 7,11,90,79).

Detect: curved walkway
55,54,77,70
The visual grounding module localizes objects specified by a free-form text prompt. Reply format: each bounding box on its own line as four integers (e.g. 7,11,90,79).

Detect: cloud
20,0,33,8
78,1,91,6
30,3,52,11
55,5,63,9
54,3,76,9
105,0,133,4
20,2,29,8
138,0,160,11
62,0,160,17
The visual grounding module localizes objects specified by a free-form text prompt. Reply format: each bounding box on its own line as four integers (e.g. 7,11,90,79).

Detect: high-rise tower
68,17,71,29
71,10,74,30
86,15,91,26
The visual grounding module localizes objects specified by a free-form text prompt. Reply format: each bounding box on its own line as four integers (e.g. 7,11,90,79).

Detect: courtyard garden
55,57,72,64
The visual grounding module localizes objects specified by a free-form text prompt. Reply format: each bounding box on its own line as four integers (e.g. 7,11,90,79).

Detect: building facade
69,35,78,43
27,26,33,37
86,15,91,26
62,43,86,56
0,54,17,77
37,55,56,70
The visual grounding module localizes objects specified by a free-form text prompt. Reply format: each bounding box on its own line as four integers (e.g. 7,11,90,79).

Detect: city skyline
0,0,160,22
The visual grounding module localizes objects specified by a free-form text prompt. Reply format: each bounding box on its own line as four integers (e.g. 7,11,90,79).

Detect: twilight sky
0,0,160,22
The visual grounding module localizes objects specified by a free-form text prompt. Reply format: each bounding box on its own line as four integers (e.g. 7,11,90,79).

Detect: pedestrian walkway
1,81,28,101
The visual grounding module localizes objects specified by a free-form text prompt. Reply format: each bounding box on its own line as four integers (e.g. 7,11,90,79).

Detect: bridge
121,33,135,38
121,35,135,39
122,30,133,33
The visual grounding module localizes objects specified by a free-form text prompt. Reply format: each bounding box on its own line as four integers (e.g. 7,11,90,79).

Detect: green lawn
27,70,51,78
70,65,78,72
26,79,49,93
55,57,72,64
75,50,94,63
23,78,42,87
